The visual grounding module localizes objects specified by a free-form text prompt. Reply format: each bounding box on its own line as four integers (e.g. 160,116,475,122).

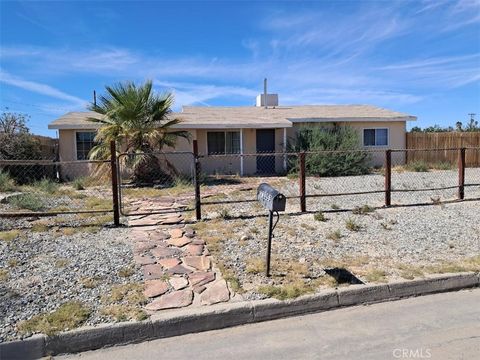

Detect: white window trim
206,130,241,155
74,130,97,160
362,127,390,147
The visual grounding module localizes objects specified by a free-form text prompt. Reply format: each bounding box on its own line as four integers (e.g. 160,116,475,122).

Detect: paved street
58,289,480,360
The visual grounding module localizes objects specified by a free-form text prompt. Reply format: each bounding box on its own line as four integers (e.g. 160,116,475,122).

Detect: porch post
283,127,287,171
240,128,244,176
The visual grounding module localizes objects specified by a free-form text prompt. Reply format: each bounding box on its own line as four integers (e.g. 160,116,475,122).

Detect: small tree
0,110,43,183
288,125,371,177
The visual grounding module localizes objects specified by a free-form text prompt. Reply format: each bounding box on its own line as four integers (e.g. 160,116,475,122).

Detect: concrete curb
2,272,479,359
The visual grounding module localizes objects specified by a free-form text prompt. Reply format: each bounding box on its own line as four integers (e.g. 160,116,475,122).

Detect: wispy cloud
0,70,86,106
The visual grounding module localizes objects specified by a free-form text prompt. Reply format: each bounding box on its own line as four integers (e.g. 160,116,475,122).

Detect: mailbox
257,183,286,212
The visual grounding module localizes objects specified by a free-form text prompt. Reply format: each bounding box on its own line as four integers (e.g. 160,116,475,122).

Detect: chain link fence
2,146,479,224
117,151,196,216
0,159,113,218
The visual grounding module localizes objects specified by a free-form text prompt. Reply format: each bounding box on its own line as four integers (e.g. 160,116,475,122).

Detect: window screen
363,128,388,146
76,132,96,160
226,131,240,154
207,131,241,154
207,132,225,155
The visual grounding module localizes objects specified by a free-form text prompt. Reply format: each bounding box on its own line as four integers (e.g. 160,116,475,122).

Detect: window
75,132,96,160
207,131,240,155
363,128,388,146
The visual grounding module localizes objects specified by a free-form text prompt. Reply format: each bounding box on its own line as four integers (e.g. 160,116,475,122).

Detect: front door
256,129,276,174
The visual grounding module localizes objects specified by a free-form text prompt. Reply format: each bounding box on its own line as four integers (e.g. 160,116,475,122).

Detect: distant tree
0,110,41,160
464,118,479,132
410,126,423,132
0,110,43,183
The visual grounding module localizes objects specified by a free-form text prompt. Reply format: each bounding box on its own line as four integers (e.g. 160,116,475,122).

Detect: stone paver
168,228,184,238
134,254,156,265
158,258,181,269
167,264,193,275
167,236,192,247
143,264,165,280
144,280,169,298
184,244,204,256
145,289,193,311
200,280,230,305
188,271,215,287
128,197,231,312
182,256,211,271
151,247,181,259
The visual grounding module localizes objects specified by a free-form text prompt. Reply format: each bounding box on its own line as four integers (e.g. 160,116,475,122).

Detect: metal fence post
193,140,202,220
458,147,466,200
110,140,120,226
299,151,306,212
385,149,392,207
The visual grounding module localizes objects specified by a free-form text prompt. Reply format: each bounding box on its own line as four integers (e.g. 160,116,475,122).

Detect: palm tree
87,80,189,182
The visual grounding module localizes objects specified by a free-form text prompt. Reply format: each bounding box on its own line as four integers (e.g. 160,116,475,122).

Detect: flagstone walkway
127,197,232,312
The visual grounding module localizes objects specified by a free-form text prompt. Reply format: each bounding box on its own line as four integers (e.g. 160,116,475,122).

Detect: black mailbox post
257,183,286,276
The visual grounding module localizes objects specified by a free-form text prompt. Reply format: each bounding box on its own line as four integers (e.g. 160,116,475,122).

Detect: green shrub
352,204,374,215
406,160,429,172
7,193,45,211
432,162,453,170
72,177,86,190
0,171,16,192
33,178,59,194
314,211,327,222
346,218,362,231
288,125,371,177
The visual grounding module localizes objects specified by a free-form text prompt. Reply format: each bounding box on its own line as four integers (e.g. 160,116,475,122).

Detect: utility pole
93,90,97,107
468,113,476,122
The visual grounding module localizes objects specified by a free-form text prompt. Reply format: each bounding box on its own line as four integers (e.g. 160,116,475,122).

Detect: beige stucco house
48,94,416,179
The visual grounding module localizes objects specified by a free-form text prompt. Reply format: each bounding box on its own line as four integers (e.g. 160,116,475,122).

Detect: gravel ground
199,169,480,299
0,216,140,342
205,201,480,299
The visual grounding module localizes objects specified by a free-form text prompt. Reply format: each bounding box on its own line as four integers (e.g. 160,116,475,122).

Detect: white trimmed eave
48,124,102,130
171,122,293,129
289,116,417,123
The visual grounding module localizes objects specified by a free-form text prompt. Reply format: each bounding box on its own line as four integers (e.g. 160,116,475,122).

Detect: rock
200,280,230,305
169,277,188,290
142,264,165,280
167,236,192,247
134,254,156,265
193,285,206,294
145,290,193,310
184,229,195,238
240,235,251,241
161,216,183,225
188,271,215,287
144,280,169,298
182,256,211,271
134,242,156,254
150,232,170,241
191,239,205,245
151,247,181,259
158,258,181,269
184,244,204,256
129,217,161,226
168,228,184,239
166,264,193,275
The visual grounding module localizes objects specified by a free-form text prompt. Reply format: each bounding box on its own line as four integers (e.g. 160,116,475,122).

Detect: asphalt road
58,289,480,360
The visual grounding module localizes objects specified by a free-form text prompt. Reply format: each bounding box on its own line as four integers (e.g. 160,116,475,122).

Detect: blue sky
0,0,479,136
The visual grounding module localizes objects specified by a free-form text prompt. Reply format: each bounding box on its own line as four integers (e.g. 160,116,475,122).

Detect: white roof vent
256,93,279,107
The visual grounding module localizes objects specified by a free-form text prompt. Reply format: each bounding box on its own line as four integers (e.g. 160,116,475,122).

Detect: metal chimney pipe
264,78,267,109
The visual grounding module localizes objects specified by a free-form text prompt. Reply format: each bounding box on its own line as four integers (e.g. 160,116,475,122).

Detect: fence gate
117,151,196,216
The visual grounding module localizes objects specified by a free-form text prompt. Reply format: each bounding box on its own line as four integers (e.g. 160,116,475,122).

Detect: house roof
48,111,103,130
48,105,416,130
